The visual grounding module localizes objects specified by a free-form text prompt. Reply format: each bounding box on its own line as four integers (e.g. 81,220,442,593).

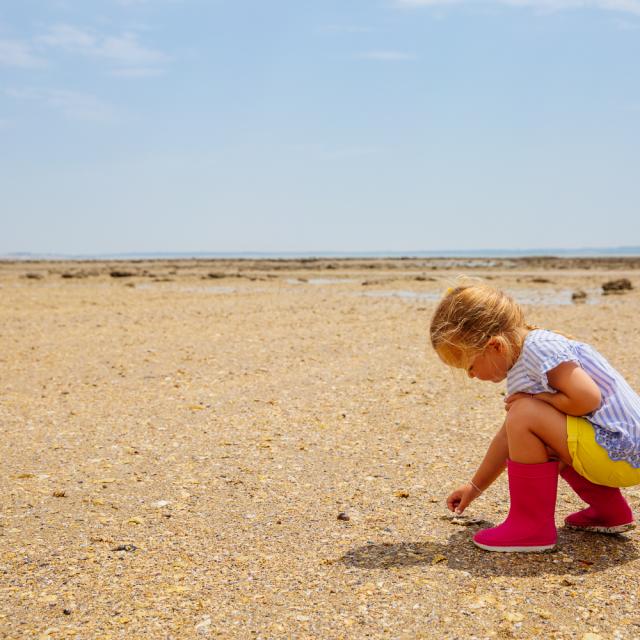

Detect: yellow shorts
566,416,640,488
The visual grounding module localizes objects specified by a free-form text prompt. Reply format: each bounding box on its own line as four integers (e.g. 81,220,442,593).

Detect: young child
430,283,640,552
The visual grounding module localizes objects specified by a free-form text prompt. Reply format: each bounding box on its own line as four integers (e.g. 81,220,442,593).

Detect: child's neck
509,327,532,369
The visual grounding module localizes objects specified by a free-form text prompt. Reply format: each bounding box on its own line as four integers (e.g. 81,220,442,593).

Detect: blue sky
1,0,639,255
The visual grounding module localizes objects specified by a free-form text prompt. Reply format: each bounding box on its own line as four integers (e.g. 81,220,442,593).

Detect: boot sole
565,521,636,534
473,541,556,553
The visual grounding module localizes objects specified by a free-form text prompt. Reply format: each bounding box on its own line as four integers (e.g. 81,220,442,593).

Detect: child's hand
504,392,533,411
446,483,481,514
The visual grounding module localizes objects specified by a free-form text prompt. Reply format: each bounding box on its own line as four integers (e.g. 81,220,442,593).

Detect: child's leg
473,459,559,552
472,397,564,552
561,466,634,533
561,416,636,532
504,397,573,465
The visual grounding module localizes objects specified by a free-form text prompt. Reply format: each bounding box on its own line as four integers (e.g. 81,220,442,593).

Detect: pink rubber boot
560,466,635,534
473,460,558,552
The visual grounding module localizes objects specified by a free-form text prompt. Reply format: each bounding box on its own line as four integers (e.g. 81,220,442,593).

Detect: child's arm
507,362,601,416
447,422,508,514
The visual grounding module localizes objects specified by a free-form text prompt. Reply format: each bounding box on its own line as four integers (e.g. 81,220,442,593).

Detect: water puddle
362,290,441,301
181,286,237,294
362,288,602,306
508,287,601,306
432,259,507,268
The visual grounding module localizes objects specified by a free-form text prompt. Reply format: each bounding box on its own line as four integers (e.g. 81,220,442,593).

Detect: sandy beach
2,257,640,639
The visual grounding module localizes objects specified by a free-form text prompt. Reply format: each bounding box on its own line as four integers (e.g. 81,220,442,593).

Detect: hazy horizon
4,245,640,261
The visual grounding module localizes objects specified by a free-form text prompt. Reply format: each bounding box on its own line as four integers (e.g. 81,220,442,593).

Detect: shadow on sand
341,525,639,578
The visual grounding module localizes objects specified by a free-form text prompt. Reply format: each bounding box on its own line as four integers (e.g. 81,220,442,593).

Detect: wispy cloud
37,24,96,50
37,23,170,74
0,39,47,68
5,87,117,122
394,0,640,15
613,16,640,26
356,50,417,61
98,32,169,66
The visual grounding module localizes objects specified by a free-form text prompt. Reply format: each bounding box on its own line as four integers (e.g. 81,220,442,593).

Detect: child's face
466,339,511,382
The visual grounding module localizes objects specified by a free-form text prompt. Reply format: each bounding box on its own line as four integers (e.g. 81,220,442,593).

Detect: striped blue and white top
506,329,640,468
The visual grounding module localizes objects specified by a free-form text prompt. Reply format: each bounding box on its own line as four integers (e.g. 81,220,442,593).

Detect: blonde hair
430,283,535,369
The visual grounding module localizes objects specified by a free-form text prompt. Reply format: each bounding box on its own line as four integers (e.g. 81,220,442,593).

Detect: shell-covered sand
1,258,640,639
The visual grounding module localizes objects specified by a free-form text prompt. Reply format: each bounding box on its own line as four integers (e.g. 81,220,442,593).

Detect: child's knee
505,397,540,426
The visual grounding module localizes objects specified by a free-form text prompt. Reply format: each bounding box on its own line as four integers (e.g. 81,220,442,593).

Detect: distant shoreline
3,256,640,273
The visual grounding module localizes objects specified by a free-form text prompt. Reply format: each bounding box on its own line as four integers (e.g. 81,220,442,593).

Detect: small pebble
503,612,524,623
